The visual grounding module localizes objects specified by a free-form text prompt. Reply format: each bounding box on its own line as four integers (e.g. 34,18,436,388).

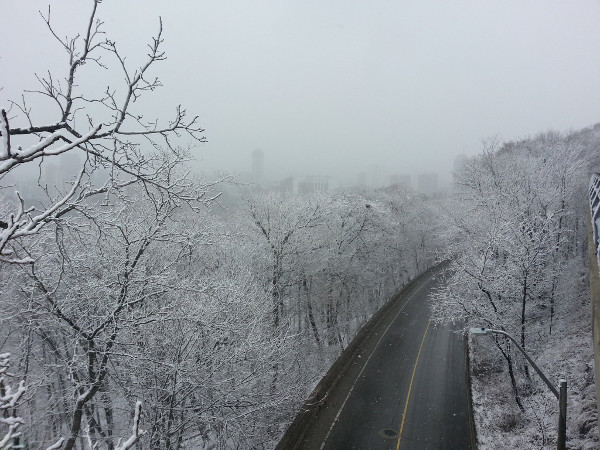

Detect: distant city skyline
247,149,444,193
2,1,598,190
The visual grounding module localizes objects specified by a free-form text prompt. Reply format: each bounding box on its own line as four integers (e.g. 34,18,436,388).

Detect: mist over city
2,1,600,449
2,1,600,191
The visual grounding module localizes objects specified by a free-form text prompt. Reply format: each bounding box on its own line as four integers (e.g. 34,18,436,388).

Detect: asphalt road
296,267,475,449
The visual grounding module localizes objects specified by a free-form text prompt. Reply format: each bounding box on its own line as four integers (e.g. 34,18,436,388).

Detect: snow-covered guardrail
588,173,600,443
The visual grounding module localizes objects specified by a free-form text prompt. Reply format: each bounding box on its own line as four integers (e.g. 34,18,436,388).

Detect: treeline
1,184,440,448
432,127,600,448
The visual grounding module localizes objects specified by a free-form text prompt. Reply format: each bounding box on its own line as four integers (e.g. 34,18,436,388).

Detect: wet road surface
296,267,475,449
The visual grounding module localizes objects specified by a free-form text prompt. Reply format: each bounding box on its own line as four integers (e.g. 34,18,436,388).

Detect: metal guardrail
588,173,600,443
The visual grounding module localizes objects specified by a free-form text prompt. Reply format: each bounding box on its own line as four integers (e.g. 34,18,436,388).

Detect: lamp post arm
490,329,559,399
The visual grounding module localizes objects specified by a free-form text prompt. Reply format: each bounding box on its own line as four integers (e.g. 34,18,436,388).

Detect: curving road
286,267,475,449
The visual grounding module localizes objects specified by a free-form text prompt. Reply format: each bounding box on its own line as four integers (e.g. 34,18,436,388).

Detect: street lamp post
470,327,567,450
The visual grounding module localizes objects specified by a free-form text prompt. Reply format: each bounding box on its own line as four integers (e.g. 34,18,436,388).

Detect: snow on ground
470,269,599,449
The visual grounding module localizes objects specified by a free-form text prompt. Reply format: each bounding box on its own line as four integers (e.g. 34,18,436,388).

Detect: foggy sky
2,1,600,186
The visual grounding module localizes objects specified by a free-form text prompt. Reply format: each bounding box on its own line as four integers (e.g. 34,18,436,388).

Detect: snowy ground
470,271,599,449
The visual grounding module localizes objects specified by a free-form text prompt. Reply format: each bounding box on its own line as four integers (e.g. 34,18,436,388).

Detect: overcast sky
2,1,600,186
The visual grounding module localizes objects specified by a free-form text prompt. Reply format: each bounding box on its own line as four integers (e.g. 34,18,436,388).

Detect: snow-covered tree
246,192,323,329
432,134,589,411
0,1,221,448
0,0,207,264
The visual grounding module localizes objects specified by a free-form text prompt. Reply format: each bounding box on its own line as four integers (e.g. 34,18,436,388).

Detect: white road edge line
319,278,431,449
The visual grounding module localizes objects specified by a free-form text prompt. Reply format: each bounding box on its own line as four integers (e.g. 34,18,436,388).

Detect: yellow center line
319,280,430,449
396,319,431,450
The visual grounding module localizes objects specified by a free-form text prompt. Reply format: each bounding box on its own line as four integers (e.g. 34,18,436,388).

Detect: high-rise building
44,163,66,193
390,174,411,189
44,153,82,194
417,173,438,195
251,149,264,186
297,175,330,195
280,175,333,195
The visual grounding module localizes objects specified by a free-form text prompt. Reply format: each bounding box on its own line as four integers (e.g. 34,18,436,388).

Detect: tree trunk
306,291,321,348
495,337,525,412
507,353,525,412
521,272,530,379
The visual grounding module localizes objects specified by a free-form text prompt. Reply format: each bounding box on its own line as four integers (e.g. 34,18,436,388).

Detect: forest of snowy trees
0,184,438,448
2,2,600,449
432,130,600,448
0,4,440,448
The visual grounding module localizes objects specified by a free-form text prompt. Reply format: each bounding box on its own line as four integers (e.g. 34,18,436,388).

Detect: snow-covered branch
114,401,145,450
0,353,26,449
0,0,209,264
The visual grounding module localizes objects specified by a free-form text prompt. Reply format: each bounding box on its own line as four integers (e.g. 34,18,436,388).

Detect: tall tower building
252,149,264,186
